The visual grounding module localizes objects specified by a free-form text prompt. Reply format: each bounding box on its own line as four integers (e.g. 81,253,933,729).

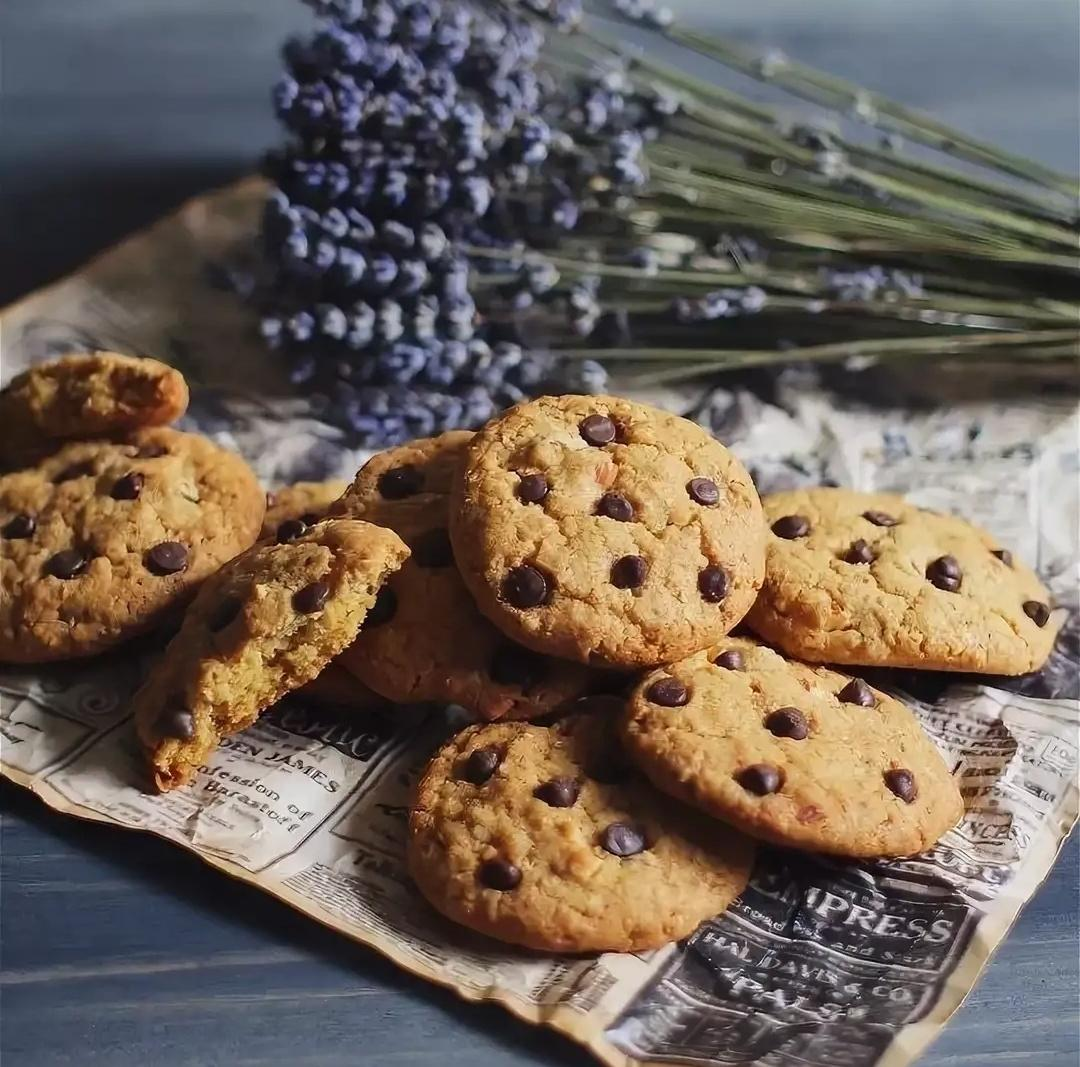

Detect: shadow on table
0,777,593,1067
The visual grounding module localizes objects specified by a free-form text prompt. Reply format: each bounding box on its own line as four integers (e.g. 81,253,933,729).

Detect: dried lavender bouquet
254,0,1080,444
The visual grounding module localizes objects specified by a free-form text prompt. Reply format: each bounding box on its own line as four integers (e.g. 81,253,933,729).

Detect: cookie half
260,480,349,542
0,428,265,663
408,715,754,953
133,519,409,791
1,351,189,468
331,432,594,721
449,395,766,667
746,487,1057,674
622,639,964,857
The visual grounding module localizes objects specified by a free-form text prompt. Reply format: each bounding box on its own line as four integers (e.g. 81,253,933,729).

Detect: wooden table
2,2,1077,1064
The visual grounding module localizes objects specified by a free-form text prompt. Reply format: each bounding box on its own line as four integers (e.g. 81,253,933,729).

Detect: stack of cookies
1,359,1059,956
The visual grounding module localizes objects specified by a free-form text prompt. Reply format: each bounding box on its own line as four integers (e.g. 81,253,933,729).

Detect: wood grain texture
1,0,1078,1063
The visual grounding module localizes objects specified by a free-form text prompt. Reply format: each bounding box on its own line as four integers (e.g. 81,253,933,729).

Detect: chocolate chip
110,472,144,500
863,510,898,527
611,555,647,590
926,554,962,592
478,858,521,890
844,539,876,565
991,548,1013,567
501,564,551,608
2,513,35,539
208,596,243,632
413,527,454,568
292,580,330,614
377,464,423,499
462,746,502,784
597,492,633,521
884,768,918,803
687,477,719,506
772,515,810,539
146,541,189,576
714,649,745,671
765,708,808,740
837,678,876,707
736,764,783,795
580,413,616,446
534,776,579,808
299,512,320,526
157,707,195,740
517,473,549,504
365,585,397,627
276,518,308,543
1023,600,1050,627
600,822,645,857
698,566,729,603
646,678,688,707
53,460,95,483
490,645,547,689
45,549,88,580
136,443,168,458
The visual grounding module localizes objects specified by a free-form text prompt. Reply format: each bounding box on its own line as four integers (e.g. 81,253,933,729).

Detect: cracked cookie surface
1,351,189,469
260,480,349,541
623,638,964,857
449,395,766,667
134,519,409,791
0,428,264,663
408,714,754,952
746,487,1057,674
331,432,593,719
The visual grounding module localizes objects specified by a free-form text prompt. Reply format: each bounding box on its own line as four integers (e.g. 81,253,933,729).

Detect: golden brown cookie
408,714,754,952
746,487,1057,674
260,480,349,542
449,395,766,668
133,519,409,791
0,428,264,664
0,351,189,468
331,432,594,720
623,638,964,857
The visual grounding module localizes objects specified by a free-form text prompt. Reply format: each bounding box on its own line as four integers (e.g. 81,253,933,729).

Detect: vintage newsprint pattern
1,181,1077,1067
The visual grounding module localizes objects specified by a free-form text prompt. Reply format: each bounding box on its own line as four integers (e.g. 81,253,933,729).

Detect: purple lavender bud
322,208,349,239
312,238,337,272
549,198,579,230
369,252,398,289
317,304,349,340
346,305,376,348
333,246,367,287
260,316,284,348
287,311,316,343
345,209,375,243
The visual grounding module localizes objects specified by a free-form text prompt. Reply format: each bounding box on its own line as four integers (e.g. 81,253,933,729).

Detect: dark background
1,1,1078,1064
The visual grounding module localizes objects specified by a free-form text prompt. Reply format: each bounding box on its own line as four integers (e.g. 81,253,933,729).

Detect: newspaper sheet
1,180,1077,1067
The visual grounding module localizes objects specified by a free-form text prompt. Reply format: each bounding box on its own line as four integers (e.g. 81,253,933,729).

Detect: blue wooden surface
2,1,1078,1064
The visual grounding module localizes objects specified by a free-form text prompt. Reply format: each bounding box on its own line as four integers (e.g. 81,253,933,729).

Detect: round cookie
331,432,594,720
0,427,265,663
623,638,964,858
134,519,410,791
449,395,766,667
746,487,1057,674
260,480,349,541
408,714,754,952
0,351,189,469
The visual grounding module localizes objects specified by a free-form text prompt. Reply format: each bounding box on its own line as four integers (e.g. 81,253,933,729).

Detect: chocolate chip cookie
0,428,265,663
260,480,349,542
449,395,766,667
623,638,964,857
408,714,754,952
0,351,189,469
134,519,409,791
746,487,1057,674
331,432,594,720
